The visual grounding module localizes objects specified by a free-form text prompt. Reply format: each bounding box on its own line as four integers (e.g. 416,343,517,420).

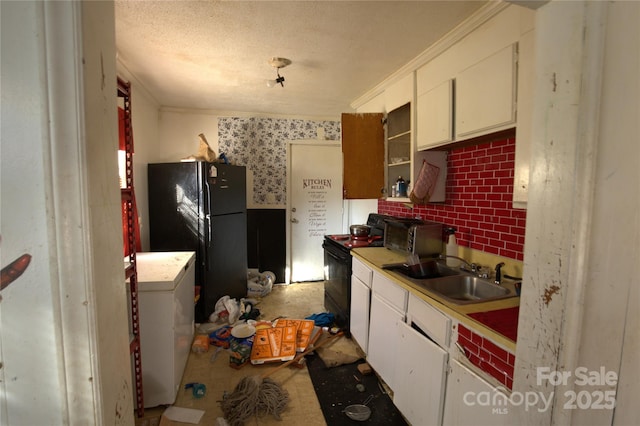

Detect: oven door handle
324,246,351,263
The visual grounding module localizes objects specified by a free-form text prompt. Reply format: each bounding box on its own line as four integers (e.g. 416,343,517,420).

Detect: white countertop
135,251,196,291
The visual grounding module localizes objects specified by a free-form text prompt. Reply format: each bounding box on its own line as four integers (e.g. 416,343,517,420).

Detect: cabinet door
386,103,412,200
341,113,384,199
394,321,448,426
350,275,371,354
367,293,403,390
417,79,454,150
456,44,517,139
443,358,515,425
513,30,535,208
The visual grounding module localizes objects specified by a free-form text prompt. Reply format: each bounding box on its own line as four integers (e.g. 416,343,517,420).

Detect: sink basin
420,275,511,304
387,266,514,304
383,260,460,279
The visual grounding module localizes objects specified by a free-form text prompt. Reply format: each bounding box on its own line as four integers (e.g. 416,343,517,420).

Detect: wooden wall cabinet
341,113,385,199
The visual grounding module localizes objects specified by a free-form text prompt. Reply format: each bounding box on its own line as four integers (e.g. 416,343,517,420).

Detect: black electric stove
322,213,393,330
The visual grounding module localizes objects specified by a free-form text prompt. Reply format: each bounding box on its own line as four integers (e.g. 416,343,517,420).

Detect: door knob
291,218,299,223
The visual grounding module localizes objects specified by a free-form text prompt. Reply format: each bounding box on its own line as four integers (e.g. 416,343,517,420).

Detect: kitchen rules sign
303,178,332,238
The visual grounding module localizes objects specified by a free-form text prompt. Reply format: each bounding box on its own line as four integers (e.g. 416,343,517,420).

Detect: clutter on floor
306,353,408,426
221,332,343,425
145,282,388,426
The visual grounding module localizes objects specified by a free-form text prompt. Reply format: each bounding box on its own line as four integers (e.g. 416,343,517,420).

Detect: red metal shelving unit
117,77,144,418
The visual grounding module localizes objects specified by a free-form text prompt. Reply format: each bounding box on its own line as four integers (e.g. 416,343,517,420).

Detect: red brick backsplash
457,323,515,390
378,137,526,261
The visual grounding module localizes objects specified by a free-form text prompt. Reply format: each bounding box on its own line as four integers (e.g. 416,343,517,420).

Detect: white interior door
287,142,343,282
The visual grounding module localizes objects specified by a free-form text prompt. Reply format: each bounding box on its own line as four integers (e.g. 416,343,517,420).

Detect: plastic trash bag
247,271,275,297
209,295,240,324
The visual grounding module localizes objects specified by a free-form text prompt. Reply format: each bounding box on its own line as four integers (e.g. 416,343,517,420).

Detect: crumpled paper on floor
316,336,365,368
161,406,205,424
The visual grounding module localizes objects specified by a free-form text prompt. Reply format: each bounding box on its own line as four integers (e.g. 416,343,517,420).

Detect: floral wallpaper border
218,117,340,205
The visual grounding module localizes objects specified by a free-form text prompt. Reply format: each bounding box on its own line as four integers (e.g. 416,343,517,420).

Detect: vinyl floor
136,281,331,426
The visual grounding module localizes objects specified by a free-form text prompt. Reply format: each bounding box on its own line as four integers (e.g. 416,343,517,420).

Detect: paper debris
162,406,205,424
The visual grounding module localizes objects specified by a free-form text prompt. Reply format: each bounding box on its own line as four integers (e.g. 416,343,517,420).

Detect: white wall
1,3,66,423
81,2,134,423
514,1,639,424
574,1,639,424
1,1,133,425
157,109,220,163
116,65,160,251
342,199,379,233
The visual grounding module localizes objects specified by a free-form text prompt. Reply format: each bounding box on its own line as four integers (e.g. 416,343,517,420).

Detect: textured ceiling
115,1,486,118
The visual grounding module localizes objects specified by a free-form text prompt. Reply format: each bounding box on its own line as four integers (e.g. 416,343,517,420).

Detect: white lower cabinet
394,321,448,426
350,274,371,353
367,272,408,391
443,358,514,426
367,292,404,391
360,261,516,426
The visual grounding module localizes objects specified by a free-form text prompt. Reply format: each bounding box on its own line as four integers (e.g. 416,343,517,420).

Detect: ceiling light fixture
266,57,291,88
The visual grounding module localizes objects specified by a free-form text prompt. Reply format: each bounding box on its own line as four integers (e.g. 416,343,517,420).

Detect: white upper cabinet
384,73,414,113
416,43,518,150
416,79,454,150
415,5,534,150
513,29,535,208
456,43,517,139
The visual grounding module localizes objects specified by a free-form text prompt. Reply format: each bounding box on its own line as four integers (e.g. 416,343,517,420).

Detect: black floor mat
305,354,408,425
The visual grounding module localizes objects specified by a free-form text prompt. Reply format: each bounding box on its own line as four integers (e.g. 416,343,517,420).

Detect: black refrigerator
148,162,247,323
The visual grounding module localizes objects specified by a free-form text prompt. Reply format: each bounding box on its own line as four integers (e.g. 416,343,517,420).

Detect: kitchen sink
385,262,514,304
382,260,460,279
418,275,512,304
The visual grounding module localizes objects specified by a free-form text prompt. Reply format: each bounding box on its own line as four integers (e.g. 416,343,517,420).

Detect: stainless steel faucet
494,262,505,285
439,254,476,272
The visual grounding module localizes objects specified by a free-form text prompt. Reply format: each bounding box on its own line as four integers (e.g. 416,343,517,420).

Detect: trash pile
184,282,351,426
246,270,275,298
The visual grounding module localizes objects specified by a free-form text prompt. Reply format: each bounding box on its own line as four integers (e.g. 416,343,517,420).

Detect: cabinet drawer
407,293,451,349
372,272,408,313
352,257,373,287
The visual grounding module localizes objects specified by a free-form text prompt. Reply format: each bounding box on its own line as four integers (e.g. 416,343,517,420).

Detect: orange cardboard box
250,325,297,364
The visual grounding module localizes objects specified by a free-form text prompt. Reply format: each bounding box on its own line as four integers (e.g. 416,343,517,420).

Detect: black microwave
383,219,443,258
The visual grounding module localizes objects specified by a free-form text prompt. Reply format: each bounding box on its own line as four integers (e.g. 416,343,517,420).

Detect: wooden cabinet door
341,113,384,199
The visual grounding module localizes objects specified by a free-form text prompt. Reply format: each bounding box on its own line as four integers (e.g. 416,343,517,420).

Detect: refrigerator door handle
205,182,212,240
204,178,212,274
